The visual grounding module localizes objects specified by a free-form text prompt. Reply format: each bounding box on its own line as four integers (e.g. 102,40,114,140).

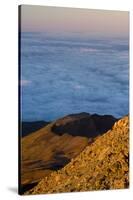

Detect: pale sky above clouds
20,5,129,38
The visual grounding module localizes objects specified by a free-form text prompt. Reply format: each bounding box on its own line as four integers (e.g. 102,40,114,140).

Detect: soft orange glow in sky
20,5,129,38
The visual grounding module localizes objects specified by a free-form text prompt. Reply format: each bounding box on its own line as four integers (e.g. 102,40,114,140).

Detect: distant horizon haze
20,5,129,38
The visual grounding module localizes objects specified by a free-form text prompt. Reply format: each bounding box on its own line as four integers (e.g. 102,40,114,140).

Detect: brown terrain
21,121,49,137
26,115,129,195
20,112,117,194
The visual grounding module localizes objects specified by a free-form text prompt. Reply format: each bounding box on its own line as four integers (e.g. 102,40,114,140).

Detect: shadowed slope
21,121,49,137
52,112,116,137
26,115,129,194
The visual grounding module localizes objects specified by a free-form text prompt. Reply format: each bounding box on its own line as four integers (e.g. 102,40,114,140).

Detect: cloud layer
21,33,129,121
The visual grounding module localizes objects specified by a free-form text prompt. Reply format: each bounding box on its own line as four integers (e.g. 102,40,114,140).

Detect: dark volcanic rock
51,112,117,138
91,114,117,133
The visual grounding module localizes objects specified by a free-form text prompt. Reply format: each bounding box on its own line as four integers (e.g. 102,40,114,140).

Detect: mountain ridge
20,112,117,194
26,115,129,194
21,121,50,137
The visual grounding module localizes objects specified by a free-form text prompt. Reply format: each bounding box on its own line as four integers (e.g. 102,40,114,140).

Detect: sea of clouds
20,32,129,121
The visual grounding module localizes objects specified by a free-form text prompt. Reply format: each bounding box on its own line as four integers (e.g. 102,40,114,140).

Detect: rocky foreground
21,112,117,193
26,115,129,195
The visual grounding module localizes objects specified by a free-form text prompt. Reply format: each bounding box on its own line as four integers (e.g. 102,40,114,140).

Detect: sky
20,5,129,38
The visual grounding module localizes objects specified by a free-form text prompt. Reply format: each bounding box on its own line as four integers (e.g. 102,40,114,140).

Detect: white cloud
74,84,84,89
20,80,31,86
80,47,99,53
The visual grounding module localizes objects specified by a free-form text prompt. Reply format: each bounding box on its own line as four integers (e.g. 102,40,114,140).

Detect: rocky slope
26,115,129,195
20,112,117,193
